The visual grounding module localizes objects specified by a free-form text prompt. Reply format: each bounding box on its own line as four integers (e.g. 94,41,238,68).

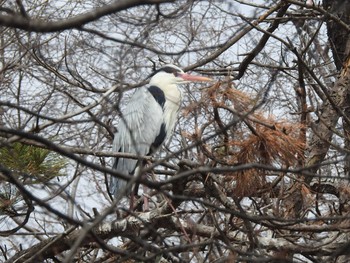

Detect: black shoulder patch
149,123,167,154
148,86,165,108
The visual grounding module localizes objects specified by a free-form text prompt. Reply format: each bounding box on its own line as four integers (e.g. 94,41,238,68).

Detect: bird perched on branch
108,64,212,204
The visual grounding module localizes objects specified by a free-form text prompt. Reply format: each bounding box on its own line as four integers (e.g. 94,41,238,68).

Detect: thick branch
235,3,290,79
0,0,174,32
7,201,350,262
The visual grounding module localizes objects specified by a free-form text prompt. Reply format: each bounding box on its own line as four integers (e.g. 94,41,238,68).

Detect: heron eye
174,72,180,77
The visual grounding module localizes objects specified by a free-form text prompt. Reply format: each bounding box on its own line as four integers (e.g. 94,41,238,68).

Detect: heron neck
162,84,182,106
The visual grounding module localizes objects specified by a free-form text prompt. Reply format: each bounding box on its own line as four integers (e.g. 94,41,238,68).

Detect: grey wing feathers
109,87,164,196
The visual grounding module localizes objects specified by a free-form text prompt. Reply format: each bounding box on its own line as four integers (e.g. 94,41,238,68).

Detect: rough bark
305,0,350,183
306,56,350,182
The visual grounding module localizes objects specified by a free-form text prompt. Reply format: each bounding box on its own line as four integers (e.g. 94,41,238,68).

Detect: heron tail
108,159,128,197
108,174,127,197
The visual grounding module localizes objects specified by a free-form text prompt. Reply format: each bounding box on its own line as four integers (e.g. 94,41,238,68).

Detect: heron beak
179,73,213,82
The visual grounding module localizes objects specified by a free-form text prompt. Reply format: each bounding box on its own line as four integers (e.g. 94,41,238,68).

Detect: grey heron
108,64,212,201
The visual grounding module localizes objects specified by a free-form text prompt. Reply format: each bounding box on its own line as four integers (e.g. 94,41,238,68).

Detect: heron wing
109,87,165,196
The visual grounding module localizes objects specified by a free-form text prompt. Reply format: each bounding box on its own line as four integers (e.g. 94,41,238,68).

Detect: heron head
149,64,213,87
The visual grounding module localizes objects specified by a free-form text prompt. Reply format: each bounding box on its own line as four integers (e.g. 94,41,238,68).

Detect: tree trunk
305,0,350,183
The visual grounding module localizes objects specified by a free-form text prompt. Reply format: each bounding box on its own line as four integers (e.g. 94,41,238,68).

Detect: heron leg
143,166,158,211
143,189,149,212
129,191,135,212
131,160,156,212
